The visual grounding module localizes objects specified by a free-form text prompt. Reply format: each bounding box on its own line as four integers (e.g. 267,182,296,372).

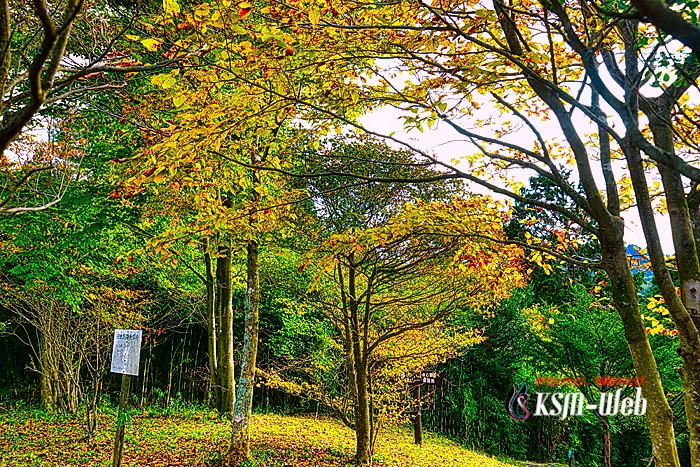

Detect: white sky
358,104,676,254
344,23,695,256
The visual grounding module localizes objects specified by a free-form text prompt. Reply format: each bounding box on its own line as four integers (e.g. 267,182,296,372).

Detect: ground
0,405,520,466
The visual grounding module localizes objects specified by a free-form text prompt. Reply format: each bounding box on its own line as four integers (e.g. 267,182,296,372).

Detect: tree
0,0,203,214
262,154,523,465
230,1,700,464
118,48,317,463
612,0,700,59
528,285,653,467
114,2,383,460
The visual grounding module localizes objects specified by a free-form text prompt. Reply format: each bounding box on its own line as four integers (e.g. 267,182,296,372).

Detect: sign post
110,329,142,467
412,384,423,445
408,371,445,446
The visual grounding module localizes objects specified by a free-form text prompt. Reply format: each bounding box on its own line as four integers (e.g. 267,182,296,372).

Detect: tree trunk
339,258,373,465
600,225,679,467
165,342,174,408
345,257,372,465
38,335,54,412
225,239,260,465
681,355,700,465
225,151,263,465
658,160,700,467
204,238,219,408
609,29,682,465
413,384,423,445
601,416,611,467
86,375,99,441
354,360,372,465
216,238,235,416
647,110,700,466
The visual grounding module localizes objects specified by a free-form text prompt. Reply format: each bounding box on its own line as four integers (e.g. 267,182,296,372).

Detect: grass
0,405,518,466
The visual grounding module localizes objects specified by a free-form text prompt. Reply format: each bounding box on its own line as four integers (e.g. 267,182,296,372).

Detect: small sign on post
420,371,445,386
406,370,446,445
110,329,142,376
110,329,142,467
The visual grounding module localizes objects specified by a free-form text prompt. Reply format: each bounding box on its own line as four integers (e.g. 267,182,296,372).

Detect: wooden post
413,384,423,445
112,374,132,467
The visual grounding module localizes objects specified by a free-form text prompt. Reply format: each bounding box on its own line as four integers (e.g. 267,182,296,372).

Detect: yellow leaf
309,8,321,25
151,74,168,85
161,76,177,89
163,0,181,16
141,38,163,51
548,318,554,325
173,94,187,108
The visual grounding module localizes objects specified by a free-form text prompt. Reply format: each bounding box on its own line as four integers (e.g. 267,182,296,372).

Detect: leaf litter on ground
0,407,519,466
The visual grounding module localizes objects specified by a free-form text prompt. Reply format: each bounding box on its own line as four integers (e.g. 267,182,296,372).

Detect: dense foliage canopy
2,0,699,466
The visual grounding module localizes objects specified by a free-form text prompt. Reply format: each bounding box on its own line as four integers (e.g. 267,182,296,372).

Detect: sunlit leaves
644,294,678,337
141,38,163,52
239,2,252,19
163,0,181,17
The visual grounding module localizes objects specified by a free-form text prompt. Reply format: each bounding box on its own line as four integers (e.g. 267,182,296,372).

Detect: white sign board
110,329,142,376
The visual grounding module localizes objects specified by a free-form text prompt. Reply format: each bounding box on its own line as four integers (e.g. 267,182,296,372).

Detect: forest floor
0,405,521,467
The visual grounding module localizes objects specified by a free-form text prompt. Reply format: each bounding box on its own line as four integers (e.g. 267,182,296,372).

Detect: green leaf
230,25,248,35
151,74,168,86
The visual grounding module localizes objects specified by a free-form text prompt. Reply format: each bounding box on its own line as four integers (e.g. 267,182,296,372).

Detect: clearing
0,407,518,466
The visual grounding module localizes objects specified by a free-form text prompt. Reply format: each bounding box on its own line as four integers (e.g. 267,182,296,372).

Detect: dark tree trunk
647,108,700,466
204,238,219,408
216,238,235,416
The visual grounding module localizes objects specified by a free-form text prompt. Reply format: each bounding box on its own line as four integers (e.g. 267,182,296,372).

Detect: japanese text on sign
110,329,142,376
